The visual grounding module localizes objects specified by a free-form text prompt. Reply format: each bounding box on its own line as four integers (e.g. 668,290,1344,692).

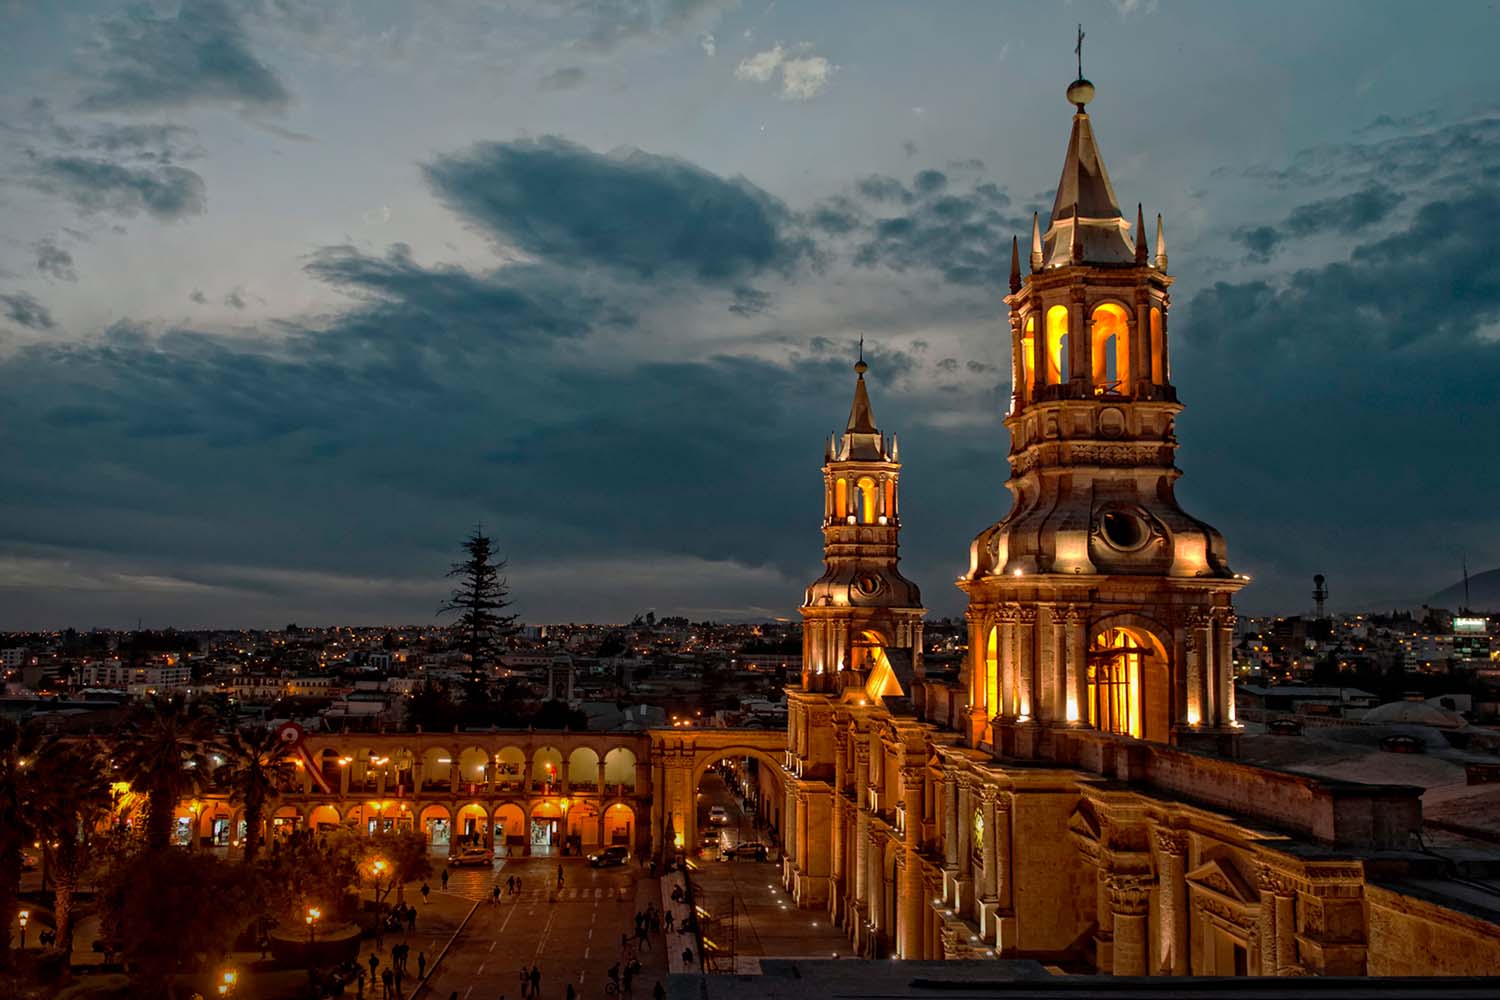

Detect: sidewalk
660,868,699,976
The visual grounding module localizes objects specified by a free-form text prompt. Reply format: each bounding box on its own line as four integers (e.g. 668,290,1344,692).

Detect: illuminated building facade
781,74,1500,977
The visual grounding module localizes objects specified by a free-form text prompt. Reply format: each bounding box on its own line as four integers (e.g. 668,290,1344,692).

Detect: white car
708,806,729,825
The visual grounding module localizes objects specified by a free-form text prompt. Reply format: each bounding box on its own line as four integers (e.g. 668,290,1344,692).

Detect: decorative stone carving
1256,866,1298,897
1154,829,1188,856
1106,873,1152,915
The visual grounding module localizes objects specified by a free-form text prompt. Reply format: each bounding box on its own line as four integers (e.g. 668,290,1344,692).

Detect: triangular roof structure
1041,81,1136,267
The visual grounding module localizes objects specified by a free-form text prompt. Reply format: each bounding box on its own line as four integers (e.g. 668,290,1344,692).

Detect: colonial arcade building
782,75,1500,977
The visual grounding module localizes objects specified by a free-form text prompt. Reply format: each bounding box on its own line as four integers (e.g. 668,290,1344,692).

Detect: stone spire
1042,78,1134,267
1135,203,1148,264
1155,213,1169,271
1009,235,1022,293
1030,212,1044,272
840,346,885,460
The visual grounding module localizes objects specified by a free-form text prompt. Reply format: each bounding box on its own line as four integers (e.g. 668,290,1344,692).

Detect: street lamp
305,906,322,945
216,968,239,996
18,909,28,949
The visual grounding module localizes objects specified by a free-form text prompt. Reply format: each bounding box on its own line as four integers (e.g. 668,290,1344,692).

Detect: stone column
1107,874,1152,977
597,760,608,795
1016,608,1037,718
979,785,1000,902
1215,611,1237,726
1154,830,1189,975
1184,611,1210,726
998,607,1017,719
854,742,871,911
868,828,886,947
1066,605,1087,724
783,781,799,875
900,764,925,958
994,793,1013,910
942,772,959,874
1257,866,1297,977
831,732,848,915
339,762,350,796
956,777,973,884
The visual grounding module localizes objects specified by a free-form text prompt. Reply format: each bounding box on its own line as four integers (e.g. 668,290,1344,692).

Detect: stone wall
1365,884,1500,976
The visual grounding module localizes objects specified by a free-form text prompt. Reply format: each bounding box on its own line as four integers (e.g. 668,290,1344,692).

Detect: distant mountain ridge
1425,567,1500,612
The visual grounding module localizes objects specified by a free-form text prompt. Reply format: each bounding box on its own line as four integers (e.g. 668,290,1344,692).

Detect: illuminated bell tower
960,73,1246,758
800,354,925,697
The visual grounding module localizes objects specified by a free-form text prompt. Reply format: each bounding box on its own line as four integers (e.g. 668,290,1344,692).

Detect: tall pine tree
438,527,518,714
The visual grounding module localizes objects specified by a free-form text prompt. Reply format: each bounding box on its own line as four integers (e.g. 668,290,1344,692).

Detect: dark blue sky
1,1,1497,627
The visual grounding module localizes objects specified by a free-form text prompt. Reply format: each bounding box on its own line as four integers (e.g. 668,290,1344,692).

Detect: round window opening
1100,510,1148,550
856,574,882,596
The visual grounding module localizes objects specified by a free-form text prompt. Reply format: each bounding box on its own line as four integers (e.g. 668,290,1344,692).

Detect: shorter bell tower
800,354,925,699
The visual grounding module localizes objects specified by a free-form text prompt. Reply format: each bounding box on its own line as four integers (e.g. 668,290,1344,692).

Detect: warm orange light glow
1149,307,1164,383
1090,303,1130,391
984,626,999,724
1021,315,1036,394
1045,305,1069,384
856,476,877,524
1088,627,1147,738
834,478,848,518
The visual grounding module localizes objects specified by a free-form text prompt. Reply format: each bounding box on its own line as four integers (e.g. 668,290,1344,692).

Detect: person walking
653,982,665,1000
529,964,541,997
441,866,450,891
369,953,380,982
418,950,427,979
421,881,432,904
381,967,393,999
556,863,564,890
519,964,530,999
492,883,502,905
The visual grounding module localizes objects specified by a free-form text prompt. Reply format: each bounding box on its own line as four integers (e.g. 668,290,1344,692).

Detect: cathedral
781,73,1500,976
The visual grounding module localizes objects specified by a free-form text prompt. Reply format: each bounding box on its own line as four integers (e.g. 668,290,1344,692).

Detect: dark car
720,842,769,862
588,845,630,868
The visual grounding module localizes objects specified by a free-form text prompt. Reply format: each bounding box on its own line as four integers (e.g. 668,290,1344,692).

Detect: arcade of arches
171,729,789,865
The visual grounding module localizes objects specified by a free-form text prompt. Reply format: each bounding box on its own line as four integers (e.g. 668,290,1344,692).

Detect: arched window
834,478,848,520
883,478,896,520
1020,315,1036,396
1045,305,1069,384
1088,627,1147,738
856,477,877,523
1150,307,1165,384
1090,303,1130,393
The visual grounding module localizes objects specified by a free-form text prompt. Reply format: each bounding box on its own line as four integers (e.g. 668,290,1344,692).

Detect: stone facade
781,73,1500,977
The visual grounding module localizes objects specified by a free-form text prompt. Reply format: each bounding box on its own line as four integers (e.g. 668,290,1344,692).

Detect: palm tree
29,738,112,959
212,725,296,865
0,718,44,970
115,695,216,851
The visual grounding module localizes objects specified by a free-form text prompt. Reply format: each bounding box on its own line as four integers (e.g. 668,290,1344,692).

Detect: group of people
491,873,527,903
359,942,425,999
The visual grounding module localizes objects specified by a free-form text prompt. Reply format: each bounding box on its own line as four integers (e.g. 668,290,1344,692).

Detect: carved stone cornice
1256,866,1298,897
1153,828,1188,857
997,605,1019,624
1016,607,1039,626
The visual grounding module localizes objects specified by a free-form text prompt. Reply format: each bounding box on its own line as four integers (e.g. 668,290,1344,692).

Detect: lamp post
368,858,389,944
305,906,322,997
18,909,29,950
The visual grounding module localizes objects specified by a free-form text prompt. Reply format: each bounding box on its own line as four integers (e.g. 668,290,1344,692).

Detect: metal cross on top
1075,23,1085,80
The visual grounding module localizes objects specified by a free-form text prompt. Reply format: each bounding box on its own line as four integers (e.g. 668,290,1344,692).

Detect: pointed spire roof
835,341,889,462
1008,236,1022,293
1042,77,1135,267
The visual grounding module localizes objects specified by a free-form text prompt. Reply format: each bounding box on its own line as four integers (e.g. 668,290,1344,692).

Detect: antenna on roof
1463,554,1471,614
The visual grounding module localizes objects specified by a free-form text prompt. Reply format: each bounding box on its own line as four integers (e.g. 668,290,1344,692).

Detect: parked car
588,845,630,868
449,846,493,867
720,842,769,862
708,806,729,825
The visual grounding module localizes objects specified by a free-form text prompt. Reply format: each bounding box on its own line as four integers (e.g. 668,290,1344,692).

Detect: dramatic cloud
1233,183,1406,261
538,66,586,91
1,292,56,330
34,239,77,282
29,157,207,221
735,43,836,101
79,0,291,113
842,170,1029,287
224,288,246,310
424,137,813,282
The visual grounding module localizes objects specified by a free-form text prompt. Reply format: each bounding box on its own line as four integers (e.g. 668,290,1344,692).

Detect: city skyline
2,1,1499,629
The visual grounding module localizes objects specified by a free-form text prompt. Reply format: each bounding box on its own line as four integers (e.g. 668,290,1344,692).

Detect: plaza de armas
5,66,1500,1000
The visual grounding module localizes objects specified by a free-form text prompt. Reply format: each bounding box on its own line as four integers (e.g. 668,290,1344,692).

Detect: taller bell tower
960,74,1246,758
